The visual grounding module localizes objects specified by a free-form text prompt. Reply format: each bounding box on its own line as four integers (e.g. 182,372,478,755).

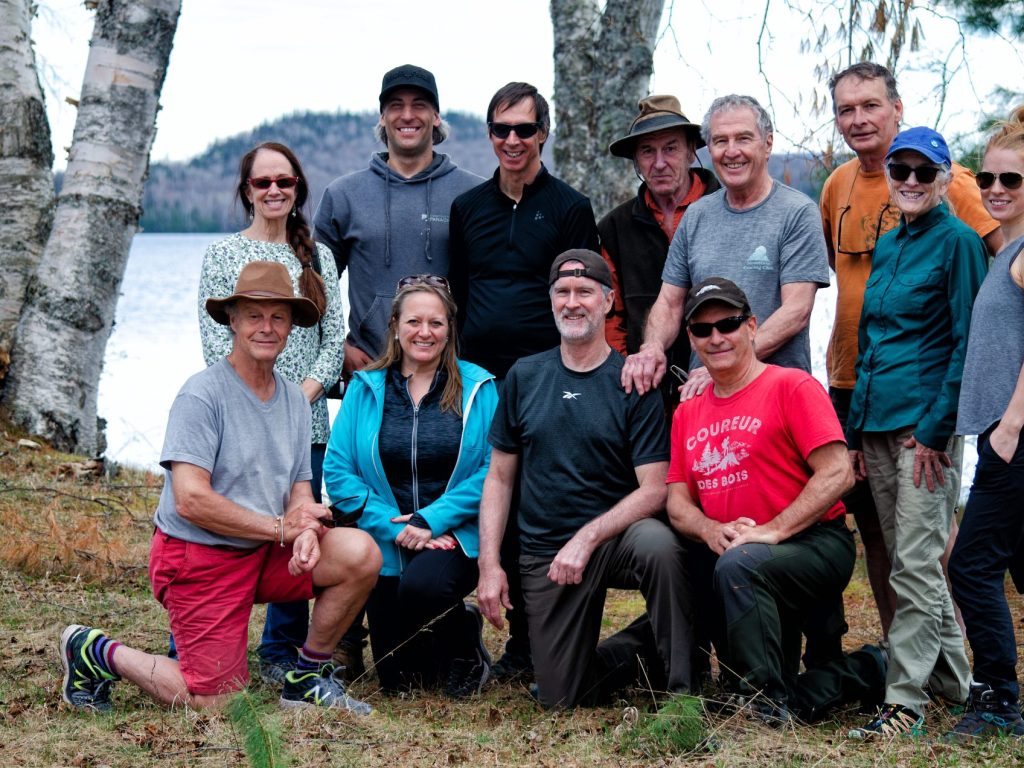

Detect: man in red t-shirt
666,277,885,725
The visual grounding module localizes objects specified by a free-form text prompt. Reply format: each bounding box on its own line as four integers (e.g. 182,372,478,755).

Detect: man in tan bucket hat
60,261,381,714
599,95,720,415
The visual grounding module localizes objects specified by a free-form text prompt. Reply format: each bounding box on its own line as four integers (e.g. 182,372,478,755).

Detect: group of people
57,60,1024,747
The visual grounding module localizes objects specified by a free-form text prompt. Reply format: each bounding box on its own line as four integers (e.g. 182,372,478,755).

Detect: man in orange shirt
820,62,1002,638
599,95,719,414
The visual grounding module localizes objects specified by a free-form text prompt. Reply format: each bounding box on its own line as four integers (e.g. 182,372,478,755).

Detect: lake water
99,233,977,498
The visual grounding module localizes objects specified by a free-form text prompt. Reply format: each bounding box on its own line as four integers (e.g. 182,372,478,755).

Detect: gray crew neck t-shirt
662,181,829,372
153,358,312,548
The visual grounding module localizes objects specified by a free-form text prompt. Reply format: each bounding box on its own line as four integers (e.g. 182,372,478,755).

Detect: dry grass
2,419,1023,767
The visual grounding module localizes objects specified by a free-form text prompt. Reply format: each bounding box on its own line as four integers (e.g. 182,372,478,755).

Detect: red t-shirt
667,365,846,525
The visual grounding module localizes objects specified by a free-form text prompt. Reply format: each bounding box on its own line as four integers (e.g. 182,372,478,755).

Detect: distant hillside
139,111,497,232
136,110,824,232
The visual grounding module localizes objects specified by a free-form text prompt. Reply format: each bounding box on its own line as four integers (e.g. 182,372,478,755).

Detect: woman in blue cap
846,126,987,739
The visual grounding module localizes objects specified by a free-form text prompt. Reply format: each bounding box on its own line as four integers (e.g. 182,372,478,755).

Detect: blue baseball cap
885,126,951,166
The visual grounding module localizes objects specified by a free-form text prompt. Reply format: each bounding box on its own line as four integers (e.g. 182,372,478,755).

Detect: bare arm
990,362,1024,462
621,282,687,394
751,281,818,361
476,449,519,629
172,462,326,543
547,461,668,585
729,441,853,547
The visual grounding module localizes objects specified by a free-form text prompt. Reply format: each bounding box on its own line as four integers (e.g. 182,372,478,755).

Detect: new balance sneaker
848,702,925,739
944,683,1024,743
445,603,491,698
60,624,119,712
280,663,372,714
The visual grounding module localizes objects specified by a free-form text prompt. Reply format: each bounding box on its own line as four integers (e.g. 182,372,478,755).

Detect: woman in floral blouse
197,141,344,682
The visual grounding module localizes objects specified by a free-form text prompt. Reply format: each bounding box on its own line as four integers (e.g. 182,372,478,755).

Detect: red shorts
149,529,314,696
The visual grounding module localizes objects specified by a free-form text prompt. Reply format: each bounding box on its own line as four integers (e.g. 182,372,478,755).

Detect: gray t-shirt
662,181,829,371
153,358,313,548
957,235,1024,436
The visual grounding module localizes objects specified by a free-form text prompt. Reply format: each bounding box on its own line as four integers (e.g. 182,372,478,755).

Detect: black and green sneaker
60,624,119,712
280,663,372,714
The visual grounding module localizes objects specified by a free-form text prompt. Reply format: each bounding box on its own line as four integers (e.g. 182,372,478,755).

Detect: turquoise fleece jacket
323,359,497,577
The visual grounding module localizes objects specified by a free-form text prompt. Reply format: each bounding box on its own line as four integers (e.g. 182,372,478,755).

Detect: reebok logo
562,391,581,400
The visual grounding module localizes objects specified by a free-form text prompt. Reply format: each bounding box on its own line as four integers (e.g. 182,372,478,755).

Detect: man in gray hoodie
312,65,480,678
314,64,481,377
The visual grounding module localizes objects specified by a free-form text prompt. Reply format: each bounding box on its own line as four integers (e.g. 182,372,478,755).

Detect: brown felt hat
608,94,705,157
205,261,320,327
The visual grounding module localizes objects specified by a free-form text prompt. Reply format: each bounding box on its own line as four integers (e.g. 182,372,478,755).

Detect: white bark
0,0,54,374
3,0,181,454
550,0,665,219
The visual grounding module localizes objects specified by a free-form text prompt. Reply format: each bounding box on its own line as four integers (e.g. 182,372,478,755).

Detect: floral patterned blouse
197,233,345,444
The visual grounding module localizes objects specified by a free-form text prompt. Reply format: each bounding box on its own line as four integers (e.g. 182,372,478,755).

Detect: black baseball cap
379,64,439,112
684,277,751,320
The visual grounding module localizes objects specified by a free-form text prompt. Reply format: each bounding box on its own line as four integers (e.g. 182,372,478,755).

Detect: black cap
548,249,613,289
379,64,439,112
684,277,751,320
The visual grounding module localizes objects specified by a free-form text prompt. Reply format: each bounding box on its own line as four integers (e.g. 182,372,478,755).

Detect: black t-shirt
448,166,599,378
488,348,669,556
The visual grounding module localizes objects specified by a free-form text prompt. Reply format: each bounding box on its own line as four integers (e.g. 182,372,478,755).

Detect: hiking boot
944,683,1024,743
746,696,793,729
445,603,491,698
280,663,372,714
60,624,119,712
491,646,533,682
258,659,290,687
848,702,925,739
332,638,366,683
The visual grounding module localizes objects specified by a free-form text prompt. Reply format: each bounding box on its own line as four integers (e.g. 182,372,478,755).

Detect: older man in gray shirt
621,94,829,397
60,262,380,714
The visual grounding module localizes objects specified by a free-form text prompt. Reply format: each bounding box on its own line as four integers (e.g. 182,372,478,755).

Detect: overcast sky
34,0,1021,168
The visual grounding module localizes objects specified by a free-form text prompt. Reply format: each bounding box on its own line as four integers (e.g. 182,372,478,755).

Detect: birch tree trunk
0,0,54,377
550,0,664,219
3,0,181,454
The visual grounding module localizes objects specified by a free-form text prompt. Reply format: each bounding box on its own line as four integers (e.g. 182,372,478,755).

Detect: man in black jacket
599,95,719,415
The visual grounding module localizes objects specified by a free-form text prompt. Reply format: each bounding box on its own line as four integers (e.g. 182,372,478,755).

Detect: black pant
950,430,1024,702
365,547,479,691
685,522,883,721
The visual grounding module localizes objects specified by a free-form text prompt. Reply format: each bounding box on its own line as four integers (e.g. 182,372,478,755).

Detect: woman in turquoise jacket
323,277,498,699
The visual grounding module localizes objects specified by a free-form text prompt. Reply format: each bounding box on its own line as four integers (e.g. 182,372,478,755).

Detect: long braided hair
236,141,327,315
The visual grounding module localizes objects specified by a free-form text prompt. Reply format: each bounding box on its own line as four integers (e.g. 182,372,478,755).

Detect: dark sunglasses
397,274,450,291
248,175,300,190
687,315,750,338
488,121,542,140
976,171,1024,191
886,163,941,184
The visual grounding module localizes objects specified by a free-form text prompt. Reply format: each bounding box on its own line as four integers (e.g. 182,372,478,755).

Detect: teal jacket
323,360,497,576
848,202,987,450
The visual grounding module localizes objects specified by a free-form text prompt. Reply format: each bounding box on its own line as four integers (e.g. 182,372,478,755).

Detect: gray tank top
957,235,1024,435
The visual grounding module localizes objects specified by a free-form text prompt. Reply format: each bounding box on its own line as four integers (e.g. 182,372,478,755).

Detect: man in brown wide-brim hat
599,94,720,416
60,261,381,714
